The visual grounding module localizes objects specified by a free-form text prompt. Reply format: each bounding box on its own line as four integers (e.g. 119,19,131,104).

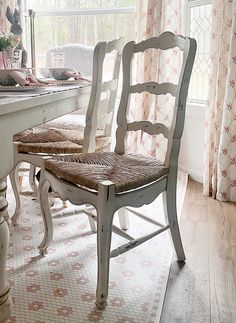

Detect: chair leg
38,179,53,256
17,164,24,191
95,182,115,309
96,210,114,309
117,207,129,230
162,189,185,261
9,166,21,226
88,214,97,232
29,165,38,194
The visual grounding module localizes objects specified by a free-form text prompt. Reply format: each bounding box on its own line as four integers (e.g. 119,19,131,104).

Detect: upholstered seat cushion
44,152,169,193
14,129,111,154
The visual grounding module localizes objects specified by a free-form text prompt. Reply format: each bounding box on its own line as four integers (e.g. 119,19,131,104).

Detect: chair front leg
38,178,53,256
9,165,21,226
95,181,115,309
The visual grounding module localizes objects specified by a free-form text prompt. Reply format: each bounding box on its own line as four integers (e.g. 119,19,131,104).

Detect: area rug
6,171,188,323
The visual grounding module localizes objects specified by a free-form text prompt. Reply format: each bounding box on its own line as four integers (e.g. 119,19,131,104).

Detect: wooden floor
160,179,236,323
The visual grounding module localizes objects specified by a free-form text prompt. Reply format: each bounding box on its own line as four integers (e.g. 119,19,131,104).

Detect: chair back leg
38,178,54,256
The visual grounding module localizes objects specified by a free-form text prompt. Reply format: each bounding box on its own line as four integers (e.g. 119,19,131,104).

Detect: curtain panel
204,0,236,201
128,0,182,161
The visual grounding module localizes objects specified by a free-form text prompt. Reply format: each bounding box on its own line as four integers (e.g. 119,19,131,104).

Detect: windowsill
186,100,206,119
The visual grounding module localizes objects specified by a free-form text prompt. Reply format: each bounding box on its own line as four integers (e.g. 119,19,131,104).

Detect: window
23,0,136,68
186,0,212,103
22,0,212,103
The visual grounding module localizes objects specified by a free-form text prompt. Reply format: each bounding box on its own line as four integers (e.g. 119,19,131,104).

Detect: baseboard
178,164,203,183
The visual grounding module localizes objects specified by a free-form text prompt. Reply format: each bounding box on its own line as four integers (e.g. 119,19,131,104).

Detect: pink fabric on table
9,70,40,86
8,68,91,86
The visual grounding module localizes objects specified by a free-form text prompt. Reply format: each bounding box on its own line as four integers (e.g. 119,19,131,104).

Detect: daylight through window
187,0,212,103
23,0,136,68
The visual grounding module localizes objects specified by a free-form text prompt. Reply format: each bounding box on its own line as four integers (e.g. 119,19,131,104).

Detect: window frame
22,1,136,68
184,0,212,105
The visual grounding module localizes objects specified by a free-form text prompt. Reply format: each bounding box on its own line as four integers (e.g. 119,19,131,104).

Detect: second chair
10,37,124,225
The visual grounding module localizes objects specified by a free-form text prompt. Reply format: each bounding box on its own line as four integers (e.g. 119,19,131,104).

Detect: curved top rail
134,31,187,53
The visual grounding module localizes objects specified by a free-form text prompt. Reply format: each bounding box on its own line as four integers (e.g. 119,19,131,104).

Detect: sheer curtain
203,0,236,202
128,0,183,160
0,0,17,32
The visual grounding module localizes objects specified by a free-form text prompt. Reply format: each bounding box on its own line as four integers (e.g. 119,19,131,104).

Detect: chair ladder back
82,37,124,153
115,32,196,165
165,36,196,167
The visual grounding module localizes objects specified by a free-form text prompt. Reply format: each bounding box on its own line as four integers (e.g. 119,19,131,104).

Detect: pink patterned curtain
128,0,182,161
203,0,236,201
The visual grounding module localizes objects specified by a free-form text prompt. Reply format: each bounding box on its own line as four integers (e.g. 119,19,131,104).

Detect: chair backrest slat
130,82,177,96
115,31,196,169
127,121,169,138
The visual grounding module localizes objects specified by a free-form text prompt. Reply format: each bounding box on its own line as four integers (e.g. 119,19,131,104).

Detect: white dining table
0,85,91,322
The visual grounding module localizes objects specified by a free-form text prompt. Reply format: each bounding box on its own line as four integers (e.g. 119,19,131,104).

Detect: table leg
0,179,13,322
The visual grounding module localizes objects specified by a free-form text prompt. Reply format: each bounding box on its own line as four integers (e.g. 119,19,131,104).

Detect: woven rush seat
44,152,169,193
14,129,111,154
36,114,86,131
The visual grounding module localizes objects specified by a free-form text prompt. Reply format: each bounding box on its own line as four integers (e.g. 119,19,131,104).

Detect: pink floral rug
6,172,187,323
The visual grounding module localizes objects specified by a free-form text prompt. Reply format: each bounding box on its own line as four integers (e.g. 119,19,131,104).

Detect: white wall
179,103,206,183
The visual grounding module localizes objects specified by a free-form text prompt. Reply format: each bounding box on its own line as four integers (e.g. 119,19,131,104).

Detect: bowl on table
48,67,78,80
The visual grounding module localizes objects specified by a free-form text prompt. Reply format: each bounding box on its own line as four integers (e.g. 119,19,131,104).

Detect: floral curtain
128,0,182,161
203,0,236,202
0,0,17,32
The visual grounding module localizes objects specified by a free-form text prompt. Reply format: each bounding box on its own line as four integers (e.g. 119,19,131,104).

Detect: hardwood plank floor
160,179,236,323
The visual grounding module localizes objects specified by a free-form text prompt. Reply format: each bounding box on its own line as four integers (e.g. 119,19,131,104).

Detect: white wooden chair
10,37,124,225
38,32,196,309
